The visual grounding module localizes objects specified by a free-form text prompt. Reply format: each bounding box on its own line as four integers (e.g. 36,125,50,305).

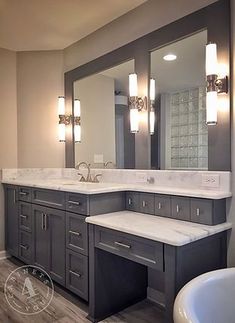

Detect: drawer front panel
171,197,190,221
19,231,33,264
140,193,155,215
95,227,163,271
66,212,88,255
155,195,171,217
191,199,213,225
66,193,89,215
18,186,32,202
126,192,140,212
66,249,88,301
19,202,32,232
32,189,65,209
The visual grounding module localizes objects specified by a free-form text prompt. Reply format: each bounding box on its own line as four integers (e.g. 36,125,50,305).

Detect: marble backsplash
1,168,231,193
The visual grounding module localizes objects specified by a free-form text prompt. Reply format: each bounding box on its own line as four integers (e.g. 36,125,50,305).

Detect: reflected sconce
58,96,81,142
149,78,156,135
206,43,228,125
129,73,147,133
74,99,81,143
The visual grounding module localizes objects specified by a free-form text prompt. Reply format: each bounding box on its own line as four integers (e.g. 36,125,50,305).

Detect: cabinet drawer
66,213,88,255
95,227,163,271
171,197,190,221
140,193,155,215
126,192,140,211
18,186,31,202
19,202,32,232
66,193,89,215
19,231,33,264
155,195,171,217
32,188,65,209
66,249,88,301
190,198,226,225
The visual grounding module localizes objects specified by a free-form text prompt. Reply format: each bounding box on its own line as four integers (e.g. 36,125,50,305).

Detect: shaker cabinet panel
155,195,171,218
5,185,19,257
190,199,213,225
171,197,190,221
66,212,88,255
19,230,33,264
66,193,89,215
139,193,155,215
18,186,32,203
126,192,140,212
19,202,32,232
32,188,65,210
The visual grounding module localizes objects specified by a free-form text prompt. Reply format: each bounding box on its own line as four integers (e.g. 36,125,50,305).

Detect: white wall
17,51,65,167
0,48,18,250
74,74,116,167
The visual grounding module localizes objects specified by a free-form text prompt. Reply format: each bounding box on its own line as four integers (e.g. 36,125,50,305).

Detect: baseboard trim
0,250,10,260
147,287,165,308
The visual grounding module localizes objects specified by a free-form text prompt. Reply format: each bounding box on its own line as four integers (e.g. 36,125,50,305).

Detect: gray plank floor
0,259,164,323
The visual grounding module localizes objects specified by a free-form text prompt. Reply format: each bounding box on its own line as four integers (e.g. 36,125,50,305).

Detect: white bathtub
173,268,235,323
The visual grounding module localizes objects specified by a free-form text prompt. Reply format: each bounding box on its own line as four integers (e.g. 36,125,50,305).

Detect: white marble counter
1,178,232,199
86,211,232,246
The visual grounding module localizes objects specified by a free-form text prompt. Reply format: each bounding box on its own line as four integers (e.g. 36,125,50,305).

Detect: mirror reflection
73,60,135,169
150,30,208,170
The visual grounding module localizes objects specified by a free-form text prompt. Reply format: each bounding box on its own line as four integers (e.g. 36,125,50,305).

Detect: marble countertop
1,178,231,199
86,211,232,246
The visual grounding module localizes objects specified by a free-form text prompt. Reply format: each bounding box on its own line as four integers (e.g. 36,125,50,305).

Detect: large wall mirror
73,60,135,169
150,30,208,170
65,0,230,171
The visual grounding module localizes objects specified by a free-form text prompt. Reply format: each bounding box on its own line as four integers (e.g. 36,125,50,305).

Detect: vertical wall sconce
74,99,81,143
129,73,147,133
58,96,82,142
149,78,156,135
205,43,228,125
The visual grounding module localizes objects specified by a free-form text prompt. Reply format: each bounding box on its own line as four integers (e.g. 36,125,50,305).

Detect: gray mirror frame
64,0,230,171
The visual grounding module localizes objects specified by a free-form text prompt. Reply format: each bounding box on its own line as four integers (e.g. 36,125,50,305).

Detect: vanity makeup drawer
66,212,88,255
18,231,33,264
66,193,89,215
66,249,88,301
126,192,140,211
155,195,171,217
139,193,155,215
190,198,226,225
18,186,32,202
19,202,32,232
32,188,65,209
171,197,190,221
95,227,163,271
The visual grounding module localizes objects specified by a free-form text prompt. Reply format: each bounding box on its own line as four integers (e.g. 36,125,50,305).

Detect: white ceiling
0,0,146,51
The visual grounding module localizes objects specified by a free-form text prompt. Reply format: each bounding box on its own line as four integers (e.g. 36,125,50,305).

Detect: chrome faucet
75,162,102,183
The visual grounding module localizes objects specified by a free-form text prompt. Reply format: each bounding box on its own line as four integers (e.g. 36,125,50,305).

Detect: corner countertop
85,211,232,246
1,178,232,199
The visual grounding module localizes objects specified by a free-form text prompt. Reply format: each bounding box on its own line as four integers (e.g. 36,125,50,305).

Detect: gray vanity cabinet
5,185,19,257
139,193,155,215
155,194,171,217
171,197,190,221
126,191,140,211
32,204,66,286
66,212,88,255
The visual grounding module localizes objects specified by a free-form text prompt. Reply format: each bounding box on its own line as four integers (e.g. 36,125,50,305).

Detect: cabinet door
5,185,19,257
66,212,88,255
32,205,50,271
171,197,190,221
126,192,140,212
47,208,66,286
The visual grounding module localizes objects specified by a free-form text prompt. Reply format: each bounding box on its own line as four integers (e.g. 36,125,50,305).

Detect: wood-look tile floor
0,259,164,323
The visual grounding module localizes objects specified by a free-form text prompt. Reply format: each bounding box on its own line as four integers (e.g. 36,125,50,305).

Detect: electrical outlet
201,174,220,188
136,172,147,183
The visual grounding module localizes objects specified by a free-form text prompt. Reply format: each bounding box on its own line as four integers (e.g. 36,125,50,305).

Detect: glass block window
170,87,208,169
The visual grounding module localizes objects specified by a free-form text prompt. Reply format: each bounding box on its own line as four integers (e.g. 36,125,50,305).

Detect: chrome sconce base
207,74,228,94
129,96,147,111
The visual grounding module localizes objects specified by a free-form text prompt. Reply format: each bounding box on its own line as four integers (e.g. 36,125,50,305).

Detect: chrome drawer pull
115,241,131,249
196,208,200,216
19,191,28,196
142,200,147,208
158,202,162,210
176,205,180,213
20,214,27,219
13,189,16,204
69,270,81,278
128,198,132,205
20,244,28,250
69,230,81,237
68,201,81,206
